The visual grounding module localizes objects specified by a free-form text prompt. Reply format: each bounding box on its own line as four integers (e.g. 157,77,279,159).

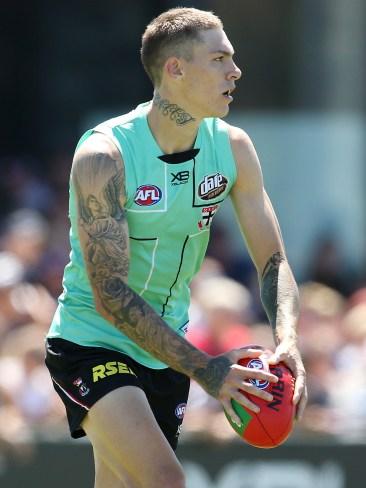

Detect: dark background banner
0,440,363,487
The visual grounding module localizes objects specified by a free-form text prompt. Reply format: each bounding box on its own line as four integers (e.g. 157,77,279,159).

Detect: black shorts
45,338,190,450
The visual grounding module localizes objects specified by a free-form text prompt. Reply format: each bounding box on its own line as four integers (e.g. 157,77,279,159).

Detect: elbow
94,296,112,322
92,275,130,321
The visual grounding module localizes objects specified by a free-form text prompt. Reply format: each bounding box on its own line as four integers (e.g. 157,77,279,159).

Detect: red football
225,355,295,448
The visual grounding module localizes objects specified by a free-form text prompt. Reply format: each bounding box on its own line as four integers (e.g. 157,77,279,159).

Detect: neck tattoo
153,93,196,126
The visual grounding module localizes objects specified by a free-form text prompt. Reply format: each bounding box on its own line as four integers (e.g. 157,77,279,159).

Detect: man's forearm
260,252,300,346
95,277,231,398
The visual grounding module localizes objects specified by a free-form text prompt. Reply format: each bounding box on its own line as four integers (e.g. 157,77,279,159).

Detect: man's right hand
209,347,279,426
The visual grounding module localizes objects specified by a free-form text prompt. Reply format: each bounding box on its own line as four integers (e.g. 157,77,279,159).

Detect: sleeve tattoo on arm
260,252,285,342
260,251,299,345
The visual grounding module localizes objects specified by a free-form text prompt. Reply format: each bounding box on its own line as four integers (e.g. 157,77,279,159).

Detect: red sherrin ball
225,355,295,448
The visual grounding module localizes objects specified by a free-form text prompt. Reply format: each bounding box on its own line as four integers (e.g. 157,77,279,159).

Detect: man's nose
229,63,242,81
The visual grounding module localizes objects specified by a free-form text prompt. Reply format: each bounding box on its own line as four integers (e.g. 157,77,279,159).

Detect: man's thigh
82,386,185,487
45,338,189,449
144,366,190,450
45,338,143,439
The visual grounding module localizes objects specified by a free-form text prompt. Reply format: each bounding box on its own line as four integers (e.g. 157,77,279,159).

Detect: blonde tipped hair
141,7,222,86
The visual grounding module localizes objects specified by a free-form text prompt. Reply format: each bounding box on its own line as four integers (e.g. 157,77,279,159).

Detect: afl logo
175,403,186,420
134,185,162,206
247,358,269,390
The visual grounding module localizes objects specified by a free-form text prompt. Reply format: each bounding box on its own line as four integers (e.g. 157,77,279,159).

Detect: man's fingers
222,400,242,426
239,382,273,402
232,364,278,384
294,388,308,420
231,390,260,414
232,348,264,362
267,354,281,365
292,373,307,420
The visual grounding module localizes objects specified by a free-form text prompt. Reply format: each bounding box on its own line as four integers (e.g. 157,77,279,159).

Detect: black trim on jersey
161,235,189,317
129,236,158,241
191,156,225,208
158,149,200,164
179,320,189,334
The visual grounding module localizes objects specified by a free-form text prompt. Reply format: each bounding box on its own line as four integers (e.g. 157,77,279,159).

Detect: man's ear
164,57,184,79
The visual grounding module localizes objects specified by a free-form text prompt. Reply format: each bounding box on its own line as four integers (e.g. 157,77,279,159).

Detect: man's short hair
141,7,222,87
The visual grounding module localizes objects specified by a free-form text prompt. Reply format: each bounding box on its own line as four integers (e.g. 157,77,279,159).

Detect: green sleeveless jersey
47,102,237,368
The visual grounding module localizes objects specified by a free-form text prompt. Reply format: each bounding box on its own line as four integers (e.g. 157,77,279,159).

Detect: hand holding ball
225,353,295,448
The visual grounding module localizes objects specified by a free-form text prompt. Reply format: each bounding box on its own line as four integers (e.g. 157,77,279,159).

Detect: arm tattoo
260,252,284,333
153,92,196,125
260,252,299,345
194,356,232,398
73,147,228,397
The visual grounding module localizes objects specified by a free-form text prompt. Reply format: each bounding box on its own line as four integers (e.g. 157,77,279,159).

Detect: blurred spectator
188,273,253,356
0,252,26,336
184,267,255,441
0,324,67,453
0,207,67,299
306,233,359,297
206,223,256,289
331,302,366,438
0,249,62,452
0,325,61,426
206,223,267,321
0,209,49,272
348,287,366,307
0,158,55,218
0,251,56,339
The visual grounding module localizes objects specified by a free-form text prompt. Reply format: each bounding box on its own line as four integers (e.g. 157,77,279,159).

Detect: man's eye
214,56,224,62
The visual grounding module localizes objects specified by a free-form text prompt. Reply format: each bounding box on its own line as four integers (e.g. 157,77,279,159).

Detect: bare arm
229,125,307,417
71,133,277,416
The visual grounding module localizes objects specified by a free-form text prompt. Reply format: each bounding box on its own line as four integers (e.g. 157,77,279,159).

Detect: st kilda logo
198,172,228,200
198,204,218,230
73,377,90,397
134,185,162,206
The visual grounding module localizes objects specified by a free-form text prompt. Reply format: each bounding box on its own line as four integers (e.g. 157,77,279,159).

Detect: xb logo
171,171,190,186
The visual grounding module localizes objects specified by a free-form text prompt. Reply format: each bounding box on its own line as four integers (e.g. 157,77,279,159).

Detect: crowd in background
0,155,365,460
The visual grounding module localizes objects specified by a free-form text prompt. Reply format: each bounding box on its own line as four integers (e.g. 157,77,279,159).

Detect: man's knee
148,464,186,488
108,457,185,488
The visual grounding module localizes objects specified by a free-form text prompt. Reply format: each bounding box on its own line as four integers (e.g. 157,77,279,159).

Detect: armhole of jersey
214,118,238,187
76,125,124,159
75,125,131,204
75,129,94,151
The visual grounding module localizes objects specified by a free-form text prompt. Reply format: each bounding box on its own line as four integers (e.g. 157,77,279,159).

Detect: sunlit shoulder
227,123,264,191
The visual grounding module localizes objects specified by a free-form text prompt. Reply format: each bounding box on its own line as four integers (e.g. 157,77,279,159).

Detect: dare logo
198,173,228,200
134,185,162,206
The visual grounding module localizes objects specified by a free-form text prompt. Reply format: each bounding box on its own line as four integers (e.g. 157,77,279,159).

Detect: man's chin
214,107,230,118
220,107,230,118
204,106,230,119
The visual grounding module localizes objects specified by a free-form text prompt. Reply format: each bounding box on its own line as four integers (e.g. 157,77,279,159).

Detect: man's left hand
267,343,307,420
